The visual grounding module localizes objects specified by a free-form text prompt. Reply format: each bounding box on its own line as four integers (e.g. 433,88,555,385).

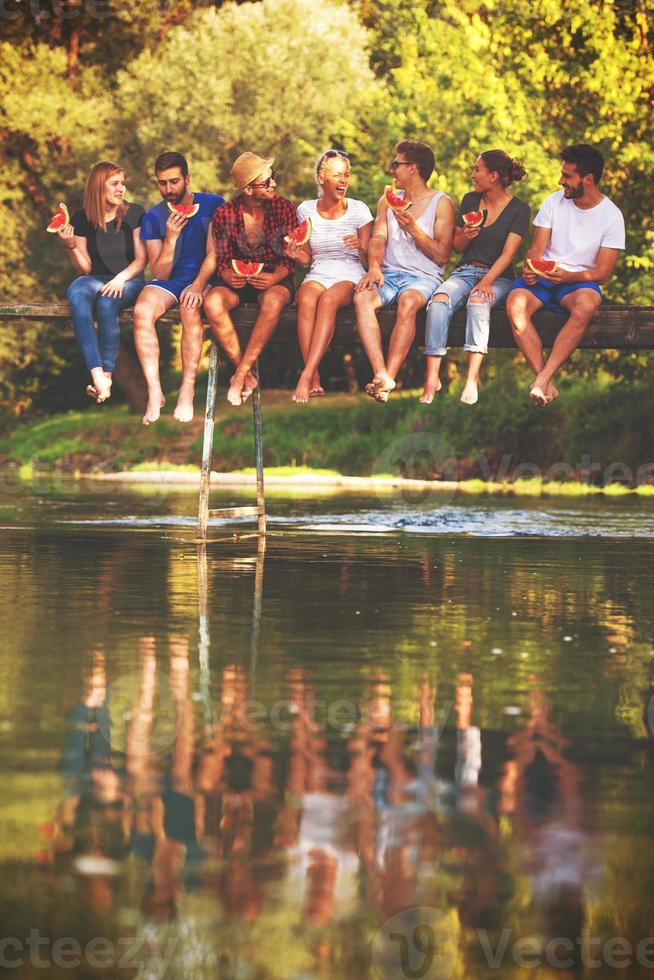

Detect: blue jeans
67,275,144,372
423,264,513,356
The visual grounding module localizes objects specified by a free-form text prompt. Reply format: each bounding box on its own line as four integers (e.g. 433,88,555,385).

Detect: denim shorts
376,268,442,306
510,276,602,313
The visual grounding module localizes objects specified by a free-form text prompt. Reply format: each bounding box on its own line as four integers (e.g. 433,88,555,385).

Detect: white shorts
301,261,365,290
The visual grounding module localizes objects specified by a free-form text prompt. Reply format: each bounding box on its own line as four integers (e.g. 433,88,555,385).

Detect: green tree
112,0,379,204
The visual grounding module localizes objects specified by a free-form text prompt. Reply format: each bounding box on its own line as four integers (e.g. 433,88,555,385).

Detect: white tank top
382,191,447,279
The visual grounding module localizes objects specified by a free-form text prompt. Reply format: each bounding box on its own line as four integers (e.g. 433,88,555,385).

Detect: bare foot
419,378,442,404
373,378,396,403
88,370,112,404
227,375,246,406
530,378,559,406
365,374,395,400
173,382,195,423
292,374,312,404
241,371,258,403
309,373,323,398
142,392,165,425
460,380,478,405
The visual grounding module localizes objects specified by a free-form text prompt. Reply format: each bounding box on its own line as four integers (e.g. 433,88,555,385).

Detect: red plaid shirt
211,193,296,276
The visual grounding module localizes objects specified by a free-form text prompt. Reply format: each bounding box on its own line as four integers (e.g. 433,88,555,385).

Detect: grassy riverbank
1,364,653,487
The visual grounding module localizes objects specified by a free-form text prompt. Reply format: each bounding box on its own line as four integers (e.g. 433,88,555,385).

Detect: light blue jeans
67,275,144,372
423,264,513,356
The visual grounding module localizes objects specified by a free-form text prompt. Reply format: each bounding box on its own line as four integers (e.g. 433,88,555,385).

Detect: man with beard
134,152,224,424
506,144,625,405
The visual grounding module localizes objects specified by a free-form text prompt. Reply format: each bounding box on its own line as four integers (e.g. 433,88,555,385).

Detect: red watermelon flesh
384,186,412,211
232,259,264,277
284,218,312,246
462,209,488,228
46,203,70,233
167,202,200,218
526,258,559,275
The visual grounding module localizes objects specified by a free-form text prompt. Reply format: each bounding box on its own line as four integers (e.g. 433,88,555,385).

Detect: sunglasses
249,167,277,188
318,149,350,169
390,160,412,171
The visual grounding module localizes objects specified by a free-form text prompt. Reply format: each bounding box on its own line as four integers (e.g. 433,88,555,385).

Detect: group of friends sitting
53,141,625,425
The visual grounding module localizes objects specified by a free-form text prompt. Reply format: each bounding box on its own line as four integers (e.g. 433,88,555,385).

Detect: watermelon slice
462,209,488,228
167,201,200,218
231,259,264,277
384,185,412,211
526,258,559,275
284,217,312,246
46,203,70,233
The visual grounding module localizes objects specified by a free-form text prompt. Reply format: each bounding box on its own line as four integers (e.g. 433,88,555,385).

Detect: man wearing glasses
354,140,455,401
199,152,296,406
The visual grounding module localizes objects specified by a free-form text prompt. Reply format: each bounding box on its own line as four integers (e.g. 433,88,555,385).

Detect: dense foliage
1,0,652,412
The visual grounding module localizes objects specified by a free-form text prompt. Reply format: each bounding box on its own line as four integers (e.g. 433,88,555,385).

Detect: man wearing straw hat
199,151,296,406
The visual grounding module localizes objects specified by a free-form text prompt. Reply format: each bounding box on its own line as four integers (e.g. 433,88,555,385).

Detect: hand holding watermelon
46,203,70,234
165,204,192,241
524,257,563,283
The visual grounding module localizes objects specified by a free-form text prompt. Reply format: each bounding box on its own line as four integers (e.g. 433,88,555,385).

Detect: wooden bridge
2,301,653,540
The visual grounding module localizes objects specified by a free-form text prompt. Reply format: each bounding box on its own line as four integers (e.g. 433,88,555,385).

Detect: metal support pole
251,360,266,537
196,342,219,541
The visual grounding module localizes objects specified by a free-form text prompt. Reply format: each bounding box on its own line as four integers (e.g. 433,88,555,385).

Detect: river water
1,481,653,979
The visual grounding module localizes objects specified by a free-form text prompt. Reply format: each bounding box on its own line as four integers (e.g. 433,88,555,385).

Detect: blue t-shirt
140,192,224,282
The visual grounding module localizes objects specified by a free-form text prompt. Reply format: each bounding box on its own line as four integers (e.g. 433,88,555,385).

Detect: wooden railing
2,302,654,348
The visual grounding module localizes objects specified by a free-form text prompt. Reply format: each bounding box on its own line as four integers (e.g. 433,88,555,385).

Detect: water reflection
1,523,652,978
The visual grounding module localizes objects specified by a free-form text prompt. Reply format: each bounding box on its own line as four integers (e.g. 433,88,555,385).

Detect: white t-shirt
296,198,373,280
533,190,625,272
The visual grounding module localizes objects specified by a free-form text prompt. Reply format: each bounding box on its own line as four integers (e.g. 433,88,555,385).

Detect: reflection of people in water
41,650,128,926
348,672,440,921
276,668,359,938
195,663,277,922
141,636,202,922
445,672,504,933
499,676,588,960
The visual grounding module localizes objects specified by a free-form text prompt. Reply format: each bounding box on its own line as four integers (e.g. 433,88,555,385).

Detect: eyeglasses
390,160,412,171
249,168,277,188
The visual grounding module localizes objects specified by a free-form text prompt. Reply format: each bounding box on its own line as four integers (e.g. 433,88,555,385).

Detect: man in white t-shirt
506,144,625,405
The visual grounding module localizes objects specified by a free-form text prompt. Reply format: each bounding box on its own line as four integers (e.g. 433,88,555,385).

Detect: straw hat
230,152,275,189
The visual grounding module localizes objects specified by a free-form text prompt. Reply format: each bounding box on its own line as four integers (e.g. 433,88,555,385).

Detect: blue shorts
377,268,442,306
510,276,602,313
147,276,218,303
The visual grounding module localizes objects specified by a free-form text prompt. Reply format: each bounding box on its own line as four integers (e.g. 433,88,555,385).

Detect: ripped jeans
423,264,513,356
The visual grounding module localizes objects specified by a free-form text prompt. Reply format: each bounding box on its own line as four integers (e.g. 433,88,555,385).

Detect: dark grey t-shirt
72,202,145,277
456,192,530,278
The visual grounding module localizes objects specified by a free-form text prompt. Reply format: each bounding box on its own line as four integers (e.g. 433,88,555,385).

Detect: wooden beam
1,302,654,349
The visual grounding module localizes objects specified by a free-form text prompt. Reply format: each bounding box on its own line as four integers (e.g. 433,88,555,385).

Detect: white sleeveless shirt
382,191,448,279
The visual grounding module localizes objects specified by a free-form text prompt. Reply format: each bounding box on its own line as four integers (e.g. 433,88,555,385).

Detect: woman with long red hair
53,160,146,403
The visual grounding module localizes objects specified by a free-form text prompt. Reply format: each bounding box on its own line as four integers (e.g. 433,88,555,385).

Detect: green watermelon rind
46,203,70,233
